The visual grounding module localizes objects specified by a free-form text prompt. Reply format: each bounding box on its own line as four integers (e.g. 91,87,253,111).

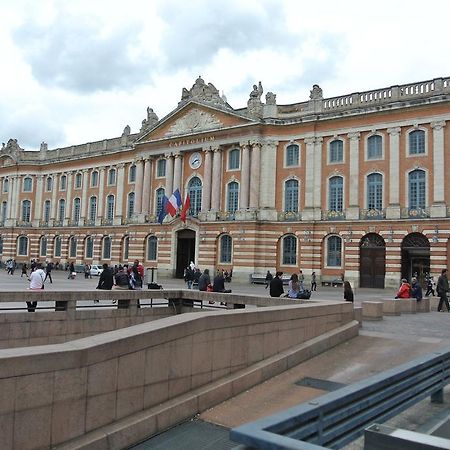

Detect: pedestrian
269,271,284,298
96,263,114,296
193,267,201,288
213,271,232,293
21,262,28,278
343,281,354,302
298,269,305,290
437,269,450,312
128,260,144,290
27,263,45,312
411,277,423,301
395,279,411,299
425,273,435,296
198,269,211,292
44,261,53,284
84,263,91,279
184,265,194,289
114,265,130,290
311,271,317,291
264,270,273,289
68,261,75,279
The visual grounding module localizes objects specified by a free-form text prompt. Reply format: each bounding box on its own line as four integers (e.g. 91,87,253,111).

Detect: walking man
44,261,53,284
437,269,450,312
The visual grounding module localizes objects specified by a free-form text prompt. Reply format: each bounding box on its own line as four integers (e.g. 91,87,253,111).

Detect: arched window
147,236,157,260
46,176,53,191
54,236,61,257
18,235,28,256
75,173,82,188
91,170,99,187
89,196,97,222
409,130,425,155
23,176,32,192
220,235,232,263
284,179,299,212
40,236,47,257
227,182,239,213
106,195,115,220
69,236,77,258
157,159,166,177
73,198,81,222
108,168,116,185
85,236,94,259
22,200,31,222
367,135,382,159
188,177,202,216
329,176,343,211
102,236,111,259
367,173,383,210
44,200,51,222
58,199,65,221
286,144,299,166
409,169,426,209
127,192,135,218
282,235,297,265
0,236,3,254
329,140,343,163
129,165,136,182
228,148,240,170
3,179,9,193
123,236,129,261
327,235,342,267
156,188,165,214
60,175,67,191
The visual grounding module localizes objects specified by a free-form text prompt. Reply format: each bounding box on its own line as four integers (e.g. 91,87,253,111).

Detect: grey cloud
157,0,289,69
13,15,157,93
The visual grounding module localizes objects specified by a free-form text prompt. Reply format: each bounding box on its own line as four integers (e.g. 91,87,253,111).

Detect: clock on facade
189,152,202,169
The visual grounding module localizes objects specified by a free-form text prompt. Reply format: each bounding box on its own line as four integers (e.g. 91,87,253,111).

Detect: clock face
189,152,202,169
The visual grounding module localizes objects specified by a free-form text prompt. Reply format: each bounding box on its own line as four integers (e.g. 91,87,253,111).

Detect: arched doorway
176,229,195,278
401,233,430,285
359,233,386,288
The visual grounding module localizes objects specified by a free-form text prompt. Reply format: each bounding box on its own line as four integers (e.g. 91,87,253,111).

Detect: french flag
166,189,182,217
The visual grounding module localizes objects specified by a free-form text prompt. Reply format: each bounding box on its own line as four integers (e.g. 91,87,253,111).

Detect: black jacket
97,267,114,290
269,277,284,297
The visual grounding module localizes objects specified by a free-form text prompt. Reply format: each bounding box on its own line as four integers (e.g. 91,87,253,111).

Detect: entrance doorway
359,233,386,288
401,233,430,285
176,229,195,278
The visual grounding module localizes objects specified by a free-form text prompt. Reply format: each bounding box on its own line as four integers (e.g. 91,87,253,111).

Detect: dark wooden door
360,247,385,288
176,237,195,278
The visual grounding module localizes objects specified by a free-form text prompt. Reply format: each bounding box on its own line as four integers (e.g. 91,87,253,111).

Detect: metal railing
230,347,450,449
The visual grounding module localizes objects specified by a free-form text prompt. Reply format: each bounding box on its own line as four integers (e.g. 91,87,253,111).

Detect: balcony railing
359,208,386,220
16,220,32,227
216,211,236,221
278,211,302,221
322,209,346,220
84,219,96,226
400,207,430,219
101,218,113,226
68,220,81,227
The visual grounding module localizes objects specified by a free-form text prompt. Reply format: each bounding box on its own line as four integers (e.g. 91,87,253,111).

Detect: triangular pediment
136,102,256,143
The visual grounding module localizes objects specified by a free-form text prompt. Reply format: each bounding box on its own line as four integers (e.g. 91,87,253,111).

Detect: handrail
230,347,450,449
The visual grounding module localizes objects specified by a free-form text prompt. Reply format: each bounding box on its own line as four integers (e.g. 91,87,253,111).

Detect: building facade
1,76,450,287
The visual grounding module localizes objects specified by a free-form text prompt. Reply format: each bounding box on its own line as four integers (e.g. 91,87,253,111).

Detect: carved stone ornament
310,84,323,100
179,76,231,109
165,108,223,136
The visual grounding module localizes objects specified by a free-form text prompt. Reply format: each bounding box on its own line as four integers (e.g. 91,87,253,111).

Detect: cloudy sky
1,0,449,150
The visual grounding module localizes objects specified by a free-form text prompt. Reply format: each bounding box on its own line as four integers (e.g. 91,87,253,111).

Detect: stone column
172,152,182,193
65,172,73,223
313,137,323,220
50,174,59,220
81,170,89,221
347,132,360,219
141,158,152,217
201,148,213,212
97,167,106,222
258,140,278,220
386,127,401,219
13,176,20,221
33,175,44,224
304,138,315,209
115,164,125,224
210,147,222,211
249,142,261,209
134,159,144,215
240,143,250,210
165,153,174,196
431,121,446,217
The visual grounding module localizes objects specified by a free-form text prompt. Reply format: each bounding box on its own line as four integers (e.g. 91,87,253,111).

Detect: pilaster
386,127,401,219
431,120,446,217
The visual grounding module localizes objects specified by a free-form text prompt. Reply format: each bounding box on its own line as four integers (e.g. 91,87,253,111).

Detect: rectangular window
157,159,166,177
286,145,299,166
327,237,342,267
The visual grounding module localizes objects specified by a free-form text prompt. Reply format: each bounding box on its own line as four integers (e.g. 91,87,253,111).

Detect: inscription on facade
168,136,215,148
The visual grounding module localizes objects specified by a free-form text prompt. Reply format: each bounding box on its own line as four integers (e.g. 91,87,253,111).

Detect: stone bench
417,297,430,313
398,298,417,314
362,301,383,321
381,299,402,316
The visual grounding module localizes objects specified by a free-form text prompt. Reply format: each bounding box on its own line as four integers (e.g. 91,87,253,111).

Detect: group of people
96,260,144,292
267,270,312,299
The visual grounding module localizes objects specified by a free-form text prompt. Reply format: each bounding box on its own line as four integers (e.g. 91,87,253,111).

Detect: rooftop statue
178,76,230,109
310,84,323,100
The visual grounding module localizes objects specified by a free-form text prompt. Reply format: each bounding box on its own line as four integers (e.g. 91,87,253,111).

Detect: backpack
297,290,311,300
